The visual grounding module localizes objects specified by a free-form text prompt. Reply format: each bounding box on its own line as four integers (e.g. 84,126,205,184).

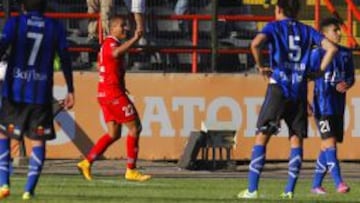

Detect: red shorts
98,96,138,123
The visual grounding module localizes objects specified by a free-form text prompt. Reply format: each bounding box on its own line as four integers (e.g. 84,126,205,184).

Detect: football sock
24,145,45,194
312,150,327,188
0,139,9,186
285,147,303,193
325,147,343,188
126,135,139,169
248,145,265,192
86,134,113,163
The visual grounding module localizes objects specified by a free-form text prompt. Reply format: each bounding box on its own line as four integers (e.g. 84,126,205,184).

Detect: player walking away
237,0,337,199
310,17,354,195
0,0,75,200
77,15,151,182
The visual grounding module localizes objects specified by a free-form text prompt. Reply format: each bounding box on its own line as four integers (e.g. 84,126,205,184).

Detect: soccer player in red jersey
77,15,151,182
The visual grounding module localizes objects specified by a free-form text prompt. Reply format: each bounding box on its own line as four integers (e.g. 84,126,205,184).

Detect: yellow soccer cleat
77,159,93,181
0,184,10,199
22,192,32,200
280,191,294,199
237,189,258,199
125,169,151,182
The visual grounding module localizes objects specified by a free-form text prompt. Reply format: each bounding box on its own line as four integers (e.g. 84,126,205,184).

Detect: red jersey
97,36,126,101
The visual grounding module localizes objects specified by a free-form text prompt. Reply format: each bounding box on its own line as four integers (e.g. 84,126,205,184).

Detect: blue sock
248,145,266,192
0,139,10,187
24,146,45,194
325,147,343,188
285,147,303,193
312,150,327,188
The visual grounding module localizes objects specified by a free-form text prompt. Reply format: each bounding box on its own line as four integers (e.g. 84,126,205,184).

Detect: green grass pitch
2,175,360,202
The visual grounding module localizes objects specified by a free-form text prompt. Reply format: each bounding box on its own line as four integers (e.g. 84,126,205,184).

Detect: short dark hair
23,0,47,13
277,0,300,18
320,17,341,31
109,15,126,27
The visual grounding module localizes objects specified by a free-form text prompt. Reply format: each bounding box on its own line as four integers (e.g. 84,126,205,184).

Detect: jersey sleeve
56,20,74,93
309,27,324,47
309,48,322,72
259,22,273,41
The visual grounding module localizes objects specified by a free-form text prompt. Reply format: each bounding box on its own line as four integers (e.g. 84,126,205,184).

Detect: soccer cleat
77,159,93,181
337,182,350,193
22,192,32,200
237,189,258,199
280,192,294,199
311,187,326,195
0,185,10,199
125,169,151,182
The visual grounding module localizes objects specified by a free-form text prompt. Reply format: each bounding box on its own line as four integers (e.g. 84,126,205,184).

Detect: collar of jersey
106,36,121,43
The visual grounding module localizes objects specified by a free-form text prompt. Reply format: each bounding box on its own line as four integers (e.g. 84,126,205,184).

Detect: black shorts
256,84,308,138
316,115,344,143
0,99,55,140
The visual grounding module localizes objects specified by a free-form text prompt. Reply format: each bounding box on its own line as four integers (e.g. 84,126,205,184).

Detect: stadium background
1,0,360,161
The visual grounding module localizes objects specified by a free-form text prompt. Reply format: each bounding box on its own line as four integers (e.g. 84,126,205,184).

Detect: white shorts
123,0,145,13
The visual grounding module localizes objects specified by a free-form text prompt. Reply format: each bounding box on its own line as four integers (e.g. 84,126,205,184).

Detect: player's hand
256,66,272,80
336,81,348,93
63,92,75,110
135,27,144,38
134,29,143,40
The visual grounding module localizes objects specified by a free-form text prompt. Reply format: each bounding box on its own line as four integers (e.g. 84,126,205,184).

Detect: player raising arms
237,0,337,199
77,15,151,182
0,0,74,200
310,17,354,195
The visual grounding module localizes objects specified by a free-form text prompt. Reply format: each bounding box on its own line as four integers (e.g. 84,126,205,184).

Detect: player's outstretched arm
319,38,338,72
112,30,142,57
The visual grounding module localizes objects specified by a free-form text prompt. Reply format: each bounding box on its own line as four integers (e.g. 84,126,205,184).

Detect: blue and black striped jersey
0,11,73,104
310,45,355,117
261,18,324,100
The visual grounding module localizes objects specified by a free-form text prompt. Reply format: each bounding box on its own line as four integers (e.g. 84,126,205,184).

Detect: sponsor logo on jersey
13,68,48,82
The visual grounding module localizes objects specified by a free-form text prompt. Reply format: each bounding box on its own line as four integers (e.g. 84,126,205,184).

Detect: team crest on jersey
110,42,116,47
